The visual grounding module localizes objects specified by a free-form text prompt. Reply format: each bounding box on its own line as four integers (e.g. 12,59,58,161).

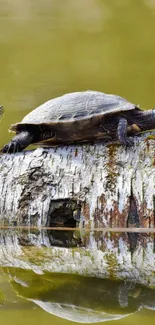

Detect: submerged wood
0,136,154,228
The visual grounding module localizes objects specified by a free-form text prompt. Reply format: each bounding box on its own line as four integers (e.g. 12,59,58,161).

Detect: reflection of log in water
3,267,155,323
0,137,154,231
0,229,155,288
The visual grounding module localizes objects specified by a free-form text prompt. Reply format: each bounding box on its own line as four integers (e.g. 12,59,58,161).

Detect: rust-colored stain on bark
92,194,129,228
144,139,150,151
84,191,154,230
138,202,153,228
81,201,90,225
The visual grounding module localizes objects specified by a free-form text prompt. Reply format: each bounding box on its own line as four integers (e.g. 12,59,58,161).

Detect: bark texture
0,137,154,228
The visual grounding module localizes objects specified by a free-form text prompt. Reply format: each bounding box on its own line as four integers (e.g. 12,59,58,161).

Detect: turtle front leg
117,118,134,146
1,131,34,154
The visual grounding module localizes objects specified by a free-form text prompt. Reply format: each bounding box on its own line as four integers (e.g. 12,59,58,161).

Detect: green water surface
1,266,155,325
1,0,155,147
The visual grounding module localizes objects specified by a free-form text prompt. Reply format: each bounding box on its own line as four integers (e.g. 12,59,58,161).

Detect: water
1,266,155,325
0,228,155,324
1,0,155,147
0,0,155,323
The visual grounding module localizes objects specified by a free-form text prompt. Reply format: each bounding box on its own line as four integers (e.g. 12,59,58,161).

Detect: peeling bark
0,137,154,229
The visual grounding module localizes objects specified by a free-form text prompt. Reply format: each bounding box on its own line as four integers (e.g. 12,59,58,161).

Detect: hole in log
47,199,82,248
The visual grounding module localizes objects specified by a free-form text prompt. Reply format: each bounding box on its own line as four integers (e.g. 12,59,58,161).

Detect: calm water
0,228,155,325
0,0,155,324
0,265,155,325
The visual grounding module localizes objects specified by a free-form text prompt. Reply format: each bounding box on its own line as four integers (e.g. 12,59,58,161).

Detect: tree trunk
0,136,154,229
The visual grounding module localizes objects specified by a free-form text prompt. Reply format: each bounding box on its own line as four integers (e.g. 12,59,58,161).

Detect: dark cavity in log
127,189,139,254
46,199,82,248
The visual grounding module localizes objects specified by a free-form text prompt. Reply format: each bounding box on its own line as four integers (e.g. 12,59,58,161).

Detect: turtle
1,90,155,153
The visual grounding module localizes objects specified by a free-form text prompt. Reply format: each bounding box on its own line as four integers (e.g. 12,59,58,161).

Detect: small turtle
1,90,155,153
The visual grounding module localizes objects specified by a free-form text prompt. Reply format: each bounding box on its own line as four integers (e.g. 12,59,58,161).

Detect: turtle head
152,109,155,118
0,106,4,120
141,108,155,131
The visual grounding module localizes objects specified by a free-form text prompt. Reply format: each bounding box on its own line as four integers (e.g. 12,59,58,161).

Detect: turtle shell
10,91,136,131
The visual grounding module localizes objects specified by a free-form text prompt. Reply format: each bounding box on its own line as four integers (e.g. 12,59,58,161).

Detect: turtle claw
1,142,21,154
119,137,134,147
124,137,134,147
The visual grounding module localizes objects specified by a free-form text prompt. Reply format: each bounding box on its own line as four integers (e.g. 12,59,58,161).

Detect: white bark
0,137,154,228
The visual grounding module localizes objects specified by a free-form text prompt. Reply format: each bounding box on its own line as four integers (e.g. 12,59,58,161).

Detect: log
0,136,155,289
0,136,154,229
